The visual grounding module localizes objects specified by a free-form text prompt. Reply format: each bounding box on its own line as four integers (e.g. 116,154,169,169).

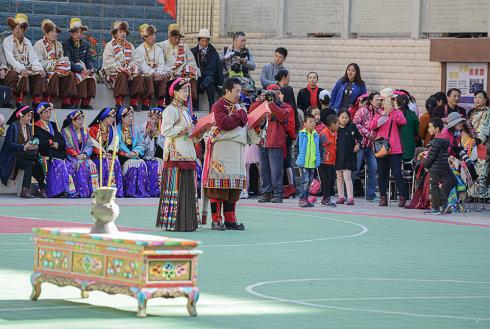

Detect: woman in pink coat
370,88,407,207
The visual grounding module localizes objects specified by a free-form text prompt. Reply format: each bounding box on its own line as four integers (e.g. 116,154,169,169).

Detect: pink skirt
245,144,260,165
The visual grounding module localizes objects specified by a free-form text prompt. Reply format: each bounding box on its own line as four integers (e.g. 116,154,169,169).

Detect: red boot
223,202,245,230
210,199,225,230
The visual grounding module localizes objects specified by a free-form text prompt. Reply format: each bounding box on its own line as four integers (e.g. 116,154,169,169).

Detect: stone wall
193,0,442,108
211,37,441,108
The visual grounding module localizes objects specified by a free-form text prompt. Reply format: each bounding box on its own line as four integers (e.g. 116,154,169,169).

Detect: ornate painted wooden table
30,227,202,317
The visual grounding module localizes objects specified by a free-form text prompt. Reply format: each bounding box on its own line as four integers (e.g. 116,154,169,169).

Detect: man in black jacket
191,29,223,111
62,18,97,110
421,118,456,214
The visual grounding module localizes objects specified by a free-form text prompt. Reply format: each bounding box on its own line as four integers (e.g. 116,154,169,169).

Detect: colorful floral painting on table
148,260,191,282
38,248,69,271
72,252,104,277
107,257,141,280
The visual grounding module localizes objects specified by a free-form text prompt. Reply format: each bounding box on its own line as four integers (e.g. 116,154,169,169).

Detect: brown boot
379,195,388,206
20,188,34,198
398,196,407,208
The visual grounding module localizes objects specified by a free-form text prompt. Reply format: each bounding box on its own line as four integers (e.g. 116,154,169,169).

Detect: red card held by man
248,102,271,128
189,113,215,138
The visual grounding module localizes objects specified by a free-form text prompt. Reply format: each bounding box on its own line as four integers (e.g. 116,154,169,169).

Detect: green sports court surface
0,198,489,329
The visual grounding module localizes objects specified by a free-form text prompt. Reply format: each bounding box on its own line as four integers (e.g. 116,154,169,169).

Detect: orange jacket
319,127,337,165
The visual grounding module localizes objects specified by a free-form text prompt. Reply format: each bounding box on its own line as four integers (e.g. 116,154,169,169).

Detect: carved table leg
186,288,199,317
29,272,42,301
80,290,89,299
30,282,42,301
187,298,197,317
136,298,147,318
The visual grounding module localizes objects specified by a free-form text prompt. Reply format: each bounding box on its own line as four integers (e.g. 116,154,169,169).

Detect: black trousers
429,170,456,208
318,164,336,198
15,157,45,189
197,78,216,111
376,153,408,199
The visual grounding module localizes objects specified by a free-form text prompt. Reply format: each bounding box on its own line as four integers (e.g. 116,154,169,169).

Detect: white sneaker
240,191,249,199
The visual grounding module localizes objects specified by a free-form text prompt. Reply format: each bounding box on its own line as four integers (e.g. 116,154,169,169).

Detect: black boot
224,222,245,230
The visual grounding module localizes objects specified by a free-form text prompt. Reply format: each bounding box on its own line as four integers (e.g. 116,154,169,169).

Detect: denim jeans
354,147,378,199
259,146,284,198
299,167,315,199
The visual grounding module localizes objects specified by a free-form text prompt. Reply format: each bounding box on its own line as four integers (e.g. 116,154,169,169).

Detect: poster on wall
446,63,488,109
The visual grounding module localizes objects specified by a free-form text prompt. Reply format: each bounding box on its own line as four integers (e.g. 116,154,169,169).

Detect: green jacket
400,109,419,161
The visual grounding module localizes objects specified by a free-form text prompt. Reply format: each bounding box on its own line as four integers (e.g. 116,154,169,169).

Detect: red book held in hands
189,113,215,138
248,102,271,128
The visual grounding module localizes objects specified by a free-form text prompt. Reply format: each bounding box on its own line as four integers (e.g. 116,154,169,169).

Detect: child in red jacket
318,114,339,207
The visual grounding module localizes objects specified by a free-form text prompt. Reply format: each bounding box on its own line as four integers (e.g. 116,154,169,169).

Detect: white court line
245,278,490,322
0,209,368,250
201,209,368,248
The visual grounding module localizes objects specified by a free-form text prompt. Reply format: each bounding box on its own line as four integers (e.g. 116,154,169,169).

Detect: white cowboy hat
197,28,212,39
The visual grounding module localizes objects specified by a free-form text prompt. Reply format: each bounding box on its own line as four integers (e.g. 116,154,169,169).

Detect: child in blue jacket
296,114,321,207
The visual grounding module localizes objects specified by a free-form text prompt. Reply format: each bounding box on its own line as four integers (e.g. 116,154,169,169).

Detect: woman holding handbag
370,88,407,207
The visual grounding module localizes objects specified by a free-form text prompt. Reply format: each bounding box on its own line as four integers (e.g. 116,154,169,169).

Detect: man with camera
220,32,256,79
250,84,289,203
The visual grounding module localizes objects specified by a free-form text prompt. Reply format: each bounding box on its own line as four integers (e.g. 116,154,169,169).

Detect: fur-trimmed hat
168,23,183,37
7,13,29,30
111,21,130,36
69,17,88,33
138,23,156,38
41,19,61,34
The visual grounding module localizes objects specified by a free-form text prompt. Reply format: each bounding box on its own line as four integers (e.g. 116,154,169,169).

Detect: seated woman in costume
34,102,74,197
156,78,199,231
116,106,149,198
141,107,165,197
0,105,45,198
61,110,99,198
88,107,124,197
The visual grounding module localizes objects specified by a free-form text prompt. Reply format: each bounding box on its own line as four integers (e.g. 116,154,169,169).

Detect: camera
262,90,276,103
233,48,248,59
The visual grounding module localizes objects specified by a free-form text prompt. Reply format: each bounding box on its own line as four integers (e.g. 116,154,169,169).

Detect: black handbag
373,119,393,158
